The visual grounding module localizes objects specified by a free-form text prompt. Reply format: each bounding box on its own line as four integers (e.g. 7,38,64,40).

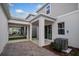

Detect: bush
9,36,26,40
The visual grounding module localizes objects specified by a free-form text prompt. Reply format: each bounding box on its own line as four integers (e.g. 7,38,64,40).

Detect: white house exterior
0,4,9,54
0,3,79,54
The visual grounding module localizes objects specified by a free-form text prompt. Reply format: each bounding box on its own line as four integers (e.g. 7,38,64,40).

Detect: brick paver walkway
0,41,58,56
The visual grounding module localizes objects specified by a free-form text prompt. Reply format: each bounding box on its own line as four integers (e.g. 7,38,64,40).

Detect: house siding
78,3,79,9
52,10,79,48
36,3,79,48
51,3,78,17
0,5,8,54
37,3,78,17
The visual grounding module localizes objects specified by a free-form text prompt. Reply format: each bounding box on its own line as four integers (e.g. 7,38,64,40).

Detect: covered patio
8,14,56,47
31,14,56,46
8,19,30,40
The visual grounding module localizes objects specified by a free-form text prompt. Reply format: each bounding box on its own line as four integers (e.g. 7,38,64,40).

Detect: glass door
45,25,52,39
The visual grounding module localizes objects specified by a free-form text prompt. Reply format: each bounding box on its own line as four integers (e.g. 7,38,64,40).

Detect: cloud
9,3,14,6
20,12,29,18
11,12,29,19
15,9,25,14
14,9,29,19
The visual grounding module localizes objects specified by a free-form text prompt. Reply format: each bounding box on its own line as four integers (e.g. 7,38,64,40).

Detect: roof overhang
25,14,35,19
8,19,30,25
0,3,10,19
31,14,56,23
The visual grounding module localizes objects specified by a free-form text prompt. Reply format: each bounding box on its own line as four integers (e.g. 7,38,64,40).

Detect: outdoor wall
52,10,79,48
78,3,79,9
37,3,78,17
0,5,8,54
51,3,78,17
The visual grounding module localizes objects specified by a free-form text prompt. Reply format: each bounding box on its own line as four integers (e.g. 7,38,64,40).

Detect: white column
39,18,45,46
27,26,29,40
30,24,32,40
52,23,54,42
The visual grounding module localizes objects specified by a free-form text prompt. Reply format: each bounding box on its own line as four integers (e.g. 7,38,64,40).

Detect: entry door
45,25,52,39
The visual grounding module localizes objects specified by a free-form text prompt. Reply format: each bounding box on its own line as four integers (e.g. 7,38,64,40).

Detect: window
58,22,65,35
46,4,50,14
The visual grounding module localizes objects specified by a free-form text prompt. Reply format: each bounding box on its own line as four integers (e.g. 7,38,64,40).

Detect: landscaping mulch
43,44,79,56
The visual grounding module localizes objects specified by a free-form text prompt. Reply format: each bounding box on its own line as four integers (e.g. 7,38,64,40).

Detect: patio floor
32,38,52,46
0,41,58,56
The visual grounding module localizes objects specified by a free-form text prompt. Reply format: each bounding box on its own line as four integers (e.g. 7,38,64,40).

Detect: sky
9,3,43,19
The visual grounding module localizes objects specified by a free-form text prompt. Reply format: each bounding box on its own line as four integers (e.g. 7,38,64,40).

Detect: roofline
0,3,10,19
10,17,30,22
25,14,35,19
30,14,56,22
8,20,30,25
36,3,49,12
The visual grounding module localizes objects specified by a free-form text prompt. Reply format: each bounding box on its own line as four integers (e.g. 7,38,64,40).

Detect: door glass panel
45,25,52,39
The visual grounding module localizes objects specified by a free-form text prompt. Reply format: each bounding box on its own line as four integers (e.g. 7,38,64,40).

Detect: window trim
58,22,65,35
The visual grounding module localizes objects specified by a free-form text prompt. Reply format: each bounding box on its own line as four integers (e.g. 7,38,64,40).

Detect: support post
30,24,32,40
52,23,54,42
27,26,29,40
39,18,45,46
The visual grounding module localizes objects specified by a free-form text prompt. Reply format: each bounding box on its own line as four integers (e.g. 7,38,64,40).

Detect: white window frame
58,22,65,35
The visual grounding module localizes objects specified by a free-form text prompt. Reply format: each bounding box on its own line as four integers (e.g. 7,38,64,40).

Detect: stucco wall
37,3,78,17
0,5,8,54
52,10,79,48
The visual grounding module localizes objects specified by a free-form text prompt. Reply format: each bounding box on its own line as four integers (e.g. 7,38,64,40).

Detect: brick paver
0,41,58,56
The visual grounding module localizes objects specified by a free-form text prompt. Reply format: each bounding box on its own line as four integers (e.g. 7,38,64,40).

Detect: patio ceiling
8,19,30,25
